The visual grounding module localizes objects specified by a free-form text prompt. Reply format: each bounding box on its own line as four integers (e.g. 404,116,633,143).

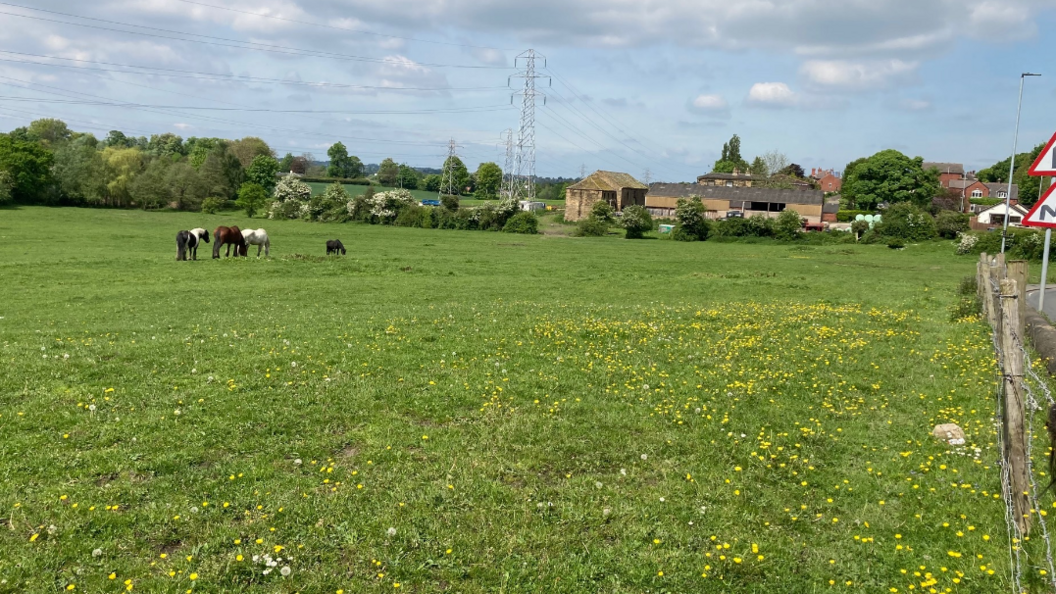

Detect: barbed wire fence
979,252,1056,593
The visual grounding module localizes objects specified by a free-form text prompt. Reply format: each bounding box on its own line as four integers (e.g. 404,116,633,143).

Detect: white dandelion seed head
620,468,627,476
659,497,665,502
252,555,260,562
640,454,648,461
603,508,611,516
92,548,102,557
190,507,199,513
207,376,214,382
595,481,603,489
174,409,181,416
294,459,302,465
63,354,70,360
387,527,397,537
280,566,291,577
47,525,57,535
291,362,297,368
40,346,46,351
642,384,649,390
536,502,543,509
262,568,272,575
191,368,196,374
88,404,96,412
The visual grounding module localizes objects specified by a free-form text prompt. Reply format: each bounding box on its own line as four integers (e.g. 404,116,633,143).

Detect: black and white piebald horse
176,228,210,261
326,239,346,255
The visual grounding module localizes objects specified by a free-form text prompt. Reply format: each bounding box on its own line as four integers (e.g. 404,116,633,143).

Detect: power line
0,95,515,115
0,74,507,152
0,51,507,93
169,0,515,52
0,3,508,70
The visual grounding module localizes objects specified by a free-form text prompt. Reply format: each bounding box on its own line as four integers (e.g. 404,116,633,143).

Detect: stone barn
564,171,648,221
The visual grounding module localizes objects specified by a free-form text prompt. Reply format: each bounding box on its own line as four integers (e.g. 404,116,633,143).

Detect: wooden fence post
1000,278,1032,536
1008,260,1028,335
988,258,1002,330
979,253,989,304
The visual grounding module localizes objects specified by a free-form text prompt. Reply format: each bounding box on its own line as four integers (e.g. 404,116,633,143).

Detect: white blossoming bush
955,232,978,255
268,174,313,220
368,189,416,224
274,174,312,202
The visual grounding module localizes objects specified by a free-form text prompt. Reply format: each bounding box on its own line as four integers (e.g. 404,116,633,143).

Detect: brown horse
213,226,246,259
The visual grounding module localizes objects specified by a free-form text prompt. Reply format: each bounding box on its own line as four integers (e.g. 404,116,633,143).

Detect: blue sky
2,0,1056,181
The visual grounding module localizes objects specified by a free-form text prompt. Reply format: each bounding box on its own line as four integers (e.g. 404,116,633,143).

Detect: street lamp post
1001,72,1041,254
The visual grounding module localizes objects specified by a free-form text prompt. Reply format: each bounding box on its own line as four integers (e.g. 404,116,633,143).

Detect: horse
241,228,271,257
213,226,246,259
176,228,209,261
326,239,346,255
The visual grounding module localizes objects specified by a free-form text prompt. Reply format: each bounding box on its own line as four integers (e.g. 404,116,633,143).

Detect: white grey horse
240,228,270,257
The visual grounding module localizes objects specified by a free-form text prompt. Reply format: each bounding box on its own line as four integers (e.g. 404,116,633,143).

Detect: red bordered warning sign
1029,131,1056,176
1022,184,1056,228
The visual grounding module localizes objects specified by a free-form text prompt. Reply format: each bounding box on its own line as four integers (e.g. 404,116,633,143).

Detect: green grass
0,206,1036,593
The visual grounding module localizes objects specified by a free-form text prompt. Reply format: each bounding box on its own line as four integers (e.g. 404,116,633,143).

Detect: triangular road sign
1029,131,1056,176
1022,184,1056,228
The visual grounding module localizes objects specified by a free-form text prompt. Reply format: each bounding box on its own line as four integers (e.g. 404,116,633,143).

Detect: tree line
0,118,525,211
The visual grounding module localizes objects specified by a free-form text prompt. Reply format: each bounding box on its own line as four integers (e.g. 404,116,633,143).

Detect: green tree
0,134,54,203
0,170,13,205
749,156,768,177
773,209,803,240
873,202,937,241
229,137,273,169
246,154,280,193
590,200,615,224
841,150,940,210
53,134,106,205
147,133,185,158
186,137,222,169
377,158,399,186
842,157,868,182
713,134,749,173
278,153,295,173
474,162,502,199
102,146,145,207
105,130,133,148
27,118,72,147
423,174,442,192
196,146,243,201
397,164,419,189
620,204,653,239
936,210,970,239
440,156,470,195
165,161,201,211
236,182,269,218
129,158,174,209
327,142,357,178
674,198,710,241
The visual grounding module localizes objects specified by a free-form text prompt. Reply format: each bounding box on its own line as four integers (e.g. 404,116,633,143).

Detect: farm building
646,184,827,223
564,171,648,221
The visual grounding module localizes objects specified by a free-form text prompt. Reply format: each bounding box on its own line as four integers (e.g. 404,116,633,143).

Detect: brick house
948,179,1020,213
924,162,966,188
697,171,765,188
564,171,648,222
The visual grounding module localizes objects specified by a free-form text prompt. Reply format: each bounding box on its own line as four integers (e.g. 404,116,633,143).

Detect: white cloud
691,94,728,111
801,59,918,91
746,82,796,107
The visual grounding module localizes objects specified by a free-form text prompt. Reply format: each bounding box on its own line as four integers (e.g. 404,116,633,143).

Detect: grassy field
0,206,1036,593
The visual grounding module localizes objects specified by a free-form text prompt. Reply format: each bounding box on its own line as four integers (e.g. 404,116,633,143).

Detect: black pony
176,228,210,261
326,239,346,255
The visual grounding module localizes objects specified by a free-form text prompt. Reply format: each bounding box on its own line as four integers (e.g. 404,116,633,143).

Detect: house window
998,191,1008,198
971,190,983,198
